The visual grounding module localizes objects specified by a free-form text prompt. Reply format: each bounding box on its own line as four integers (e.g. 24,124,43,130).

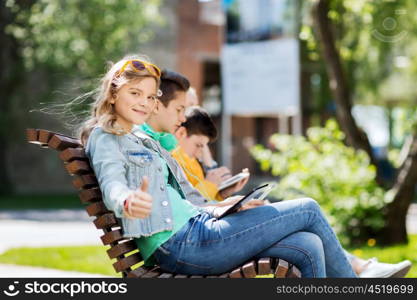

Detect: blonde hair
78,54,160,145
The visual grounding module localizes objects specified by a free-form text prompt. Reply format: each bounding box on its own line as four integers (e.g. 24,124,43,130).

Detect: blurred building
175,0,302,174
15,0,302,194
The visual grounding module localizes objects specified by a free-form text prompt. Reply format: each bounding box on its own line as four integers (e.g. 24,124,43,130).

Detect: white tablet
218,171,250,191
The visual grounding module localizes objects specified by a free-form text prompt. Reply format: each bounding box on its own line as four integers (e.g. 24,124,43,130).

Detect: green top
139,123,178,152
134,138,198,266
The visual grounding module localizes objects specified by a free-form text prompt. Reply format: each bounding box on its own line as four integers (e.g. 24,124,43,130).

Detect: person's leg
344,250,412,278
154,225,326,277
254,231,326,277
154,198,356,277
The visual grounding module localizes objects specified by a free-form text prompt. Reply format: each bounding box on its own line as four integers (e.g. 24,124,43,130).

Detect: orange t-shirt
172,146,223,201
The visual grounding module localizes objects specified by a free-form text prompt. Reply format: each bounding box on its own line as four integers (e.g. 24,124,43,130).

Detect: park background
0,0,416,277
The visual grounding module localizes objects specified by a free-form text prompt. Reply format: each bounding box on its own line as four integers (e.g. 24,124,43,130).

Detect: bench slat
242,261,257,278
158,273,174,278
48,134,81,151
258,257,272,275
65,160,92,176
141,267,163,278
79,188,102,204
113,252,142,273
287,265,302,278
85,201,109,217
100,230,125,245
107,241,138,259
229,268,243,278
275,259,289,278
93,213,118,229
26,128,39,143
126,267,150,278
59,148,87,162
39,130,55,144
73,174,98,190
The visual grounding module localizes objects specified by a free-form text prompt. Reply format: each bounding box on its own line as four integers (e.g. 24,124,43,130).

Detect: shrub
251,119,387,245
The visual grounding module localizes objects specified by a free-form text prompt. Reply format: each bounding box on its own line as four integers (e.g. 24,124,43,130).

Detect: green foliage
5,0,162,78
251,120,388,245
0,194,80,210
301,0,417,112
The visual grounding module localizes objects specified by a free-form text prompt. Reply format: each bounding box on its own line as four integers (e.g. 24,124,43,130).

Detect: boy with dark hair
140,69,190,151
173,106,249,201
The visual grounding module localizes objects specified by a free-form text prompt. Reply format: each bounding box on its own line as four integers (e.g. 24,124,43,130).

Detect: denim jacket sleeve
86,128,133,218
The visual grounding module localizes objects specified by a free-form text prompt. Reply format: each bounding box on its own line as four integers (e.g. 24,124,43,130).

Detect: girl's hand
124,176,153,219
237,199,265,212
206,167,232,186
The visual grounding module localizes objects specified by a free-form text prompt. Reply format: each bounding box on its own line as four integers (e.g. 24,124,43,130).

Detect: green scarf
139,123,178,152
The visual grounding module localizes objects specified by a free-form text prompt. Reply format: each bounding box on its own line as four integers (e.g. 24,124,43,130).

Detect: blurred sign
221,0,300,116
199,0,225,26
221,38,300,115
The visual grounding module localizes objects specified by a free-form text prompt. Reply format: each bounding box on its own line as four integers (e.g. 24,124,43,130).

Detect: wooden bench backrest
26,128,301,278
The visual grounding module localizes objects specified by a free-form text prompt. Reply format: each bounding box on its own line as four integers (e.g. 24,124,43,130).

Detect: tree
0,0,161,194
311,0,417,244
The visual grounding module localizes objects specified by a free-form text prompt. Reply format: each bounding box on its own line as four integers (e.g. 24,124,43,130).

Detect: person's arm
199,144,218,171
87,130,151,218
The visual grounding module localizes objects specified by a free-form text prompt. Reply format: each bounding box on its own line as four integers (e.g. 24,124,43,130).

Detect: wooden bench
26,128,302,278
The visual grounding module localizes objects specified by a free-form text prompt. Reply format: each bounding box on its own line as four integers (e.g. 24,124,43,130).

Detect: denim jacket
85,126,216,237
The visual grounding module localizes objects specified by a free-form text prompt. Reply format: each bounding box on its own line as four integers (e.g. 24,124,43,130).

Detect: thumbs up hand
123,176,153,219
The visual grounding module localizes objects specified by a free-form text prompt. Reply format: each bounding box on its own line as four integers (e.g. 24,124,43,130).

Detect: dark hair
182,106,217,142
159,69,190,107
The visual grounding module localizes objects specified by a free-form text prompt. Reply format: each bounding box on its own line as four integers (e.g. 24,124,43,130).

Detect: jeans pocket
175,259,213,275
157,245,171,256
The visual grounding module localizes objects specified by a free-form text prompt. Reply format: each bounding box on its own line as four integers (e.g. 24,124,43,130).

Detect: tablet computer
218,171,250,191
216,183,275,219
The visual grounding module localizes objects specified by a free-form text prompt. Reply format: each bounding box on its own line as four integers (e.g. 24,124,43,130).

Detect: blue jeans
152,198,357,278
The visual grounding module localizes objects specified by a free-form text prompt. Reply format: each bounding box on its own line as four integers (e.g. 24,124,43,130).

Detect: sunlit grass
0,235,416,277
345,234,417,278
0,245,118,276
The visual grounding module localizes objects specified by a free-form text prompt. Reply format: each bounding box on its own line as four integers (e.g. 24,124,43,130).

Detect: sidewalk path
0,209,109,277
0,220,102,253
0,209,101,254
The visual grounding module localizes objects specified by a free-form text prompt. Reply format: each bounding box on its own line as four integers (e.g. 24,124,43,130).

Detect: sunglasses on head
116,59,161,78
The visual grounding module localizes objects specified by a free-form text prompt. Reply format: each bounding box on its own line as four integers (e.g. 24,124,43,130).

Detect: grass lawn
0,246,119,277
0,235,416,277
345,234,417,278
0,194,81,210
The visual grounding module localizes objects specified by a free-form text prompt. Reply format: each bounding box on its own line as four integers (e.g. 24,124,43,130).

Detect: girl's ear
109,94,117,104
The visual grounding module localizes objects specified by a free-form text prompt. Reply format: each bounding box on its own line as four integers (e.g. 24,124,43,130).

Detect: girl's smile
132,108,148,116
